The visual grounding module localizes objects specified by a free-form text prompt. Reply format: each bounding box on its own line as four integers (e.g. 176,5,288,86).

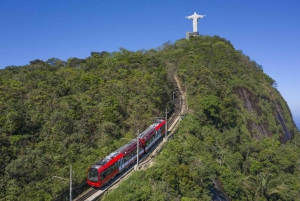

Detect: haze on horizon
0,0,299,128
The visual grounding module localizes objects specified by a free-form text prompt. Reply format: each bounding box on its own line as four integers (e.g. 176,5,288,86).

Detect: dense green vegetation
1,36,299,200
0,49,173,200
102,36,300,201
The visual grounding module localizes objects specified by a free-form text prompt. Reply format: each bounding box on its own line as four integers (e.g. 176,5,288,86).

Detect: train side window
112,163,117,171
100,171,106,180
107,167,112,175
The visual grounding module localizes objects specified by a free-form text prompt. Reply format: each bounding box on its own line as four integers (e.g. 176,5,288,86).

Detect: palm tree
242,172,289,200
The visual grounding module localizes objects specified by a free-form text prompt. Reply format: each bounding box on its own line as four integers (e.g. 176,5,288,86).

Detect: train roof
116,138,137,153
139,119,165,139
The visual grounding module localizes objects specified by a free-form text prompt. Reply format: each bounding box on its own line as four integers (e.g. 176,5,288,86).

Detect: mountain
0,36,299,200
102,36,300,201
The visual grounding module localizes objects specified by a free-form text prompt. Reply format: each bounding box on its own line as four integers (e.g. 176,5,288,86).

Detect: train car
87,119,166,188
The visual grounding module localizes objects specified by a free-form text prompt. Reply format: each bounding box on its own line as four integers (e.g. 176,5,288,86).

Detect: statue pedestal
186,32,199,40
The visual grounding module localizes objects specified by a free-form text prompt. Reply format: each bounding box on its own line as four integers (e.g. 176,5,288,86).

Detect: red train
87,119,166,188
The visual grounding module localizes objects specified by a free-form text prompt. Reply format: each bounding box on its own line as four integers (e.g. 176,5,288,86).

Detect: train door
118,158,125,171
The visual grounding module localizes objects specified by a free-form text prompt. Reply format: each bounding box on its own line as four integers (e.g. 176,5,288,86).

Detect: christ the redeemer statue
185,12,205,33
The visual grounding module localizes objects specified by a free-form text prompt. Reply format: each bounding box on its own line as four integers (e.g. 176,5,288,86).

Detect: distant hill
0,36,299,201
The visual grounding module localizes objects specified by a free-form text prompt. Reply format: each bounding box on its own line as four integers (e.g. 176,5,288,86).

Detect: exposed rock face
234,87,295,143
211,177,231,201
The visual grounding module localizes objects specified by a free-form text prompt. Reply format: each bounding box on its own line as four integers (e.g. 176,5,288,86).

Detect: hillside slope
0,50,174,200
0,36,299,200
102,36,300,201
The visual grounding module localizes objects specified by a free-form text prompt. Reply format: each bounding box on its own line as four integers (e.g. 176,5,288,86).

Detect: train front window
88,168,98,182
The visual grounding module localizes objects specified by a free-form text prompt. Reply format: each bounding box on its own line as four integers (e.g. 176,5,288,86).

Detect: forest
0,36,299,200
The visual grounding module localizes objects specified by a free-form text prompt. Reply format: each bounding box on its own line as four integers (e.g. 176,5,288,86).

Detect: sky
0,0,299,129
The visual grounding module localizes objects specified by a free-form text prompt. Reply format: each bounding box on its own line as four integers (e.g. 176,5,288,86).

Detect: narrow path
174,75,188,114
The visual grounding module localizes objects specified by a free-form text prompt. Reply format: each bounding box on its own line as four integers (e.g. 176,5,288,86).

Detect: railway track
73,77,186,201
75,188,99,201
